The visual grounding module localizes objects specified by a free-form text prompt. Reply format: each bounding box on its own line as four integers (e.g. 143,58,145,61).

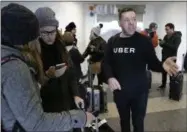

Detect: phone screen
55,63,66,69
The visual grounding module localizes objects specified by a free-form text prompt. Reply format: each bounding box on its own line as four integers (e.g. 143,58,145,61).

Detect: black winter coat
83,36,106,63
39,39,79,112
68,46,84,81
160,31,182,60
184,53,187,71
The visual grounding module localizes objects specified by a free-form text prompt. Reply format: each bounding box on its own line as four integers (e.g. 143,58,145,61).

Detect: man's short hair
165,23,175,30
99,23,103,28
149,22,158,29
118,8,136,20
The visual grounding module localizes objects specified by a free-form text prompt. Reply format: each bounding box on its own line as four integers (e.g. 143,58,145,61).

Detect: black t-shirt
103,32,163,95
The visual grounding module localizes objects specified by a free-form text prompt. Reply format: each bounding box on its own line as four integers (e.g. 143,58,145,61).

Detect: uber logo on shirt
113,47,136,54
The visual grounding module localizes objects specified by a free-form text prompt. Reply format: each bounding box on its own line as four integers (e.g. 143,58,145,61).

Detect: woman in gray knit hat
34,7,87,111
34,7,95,132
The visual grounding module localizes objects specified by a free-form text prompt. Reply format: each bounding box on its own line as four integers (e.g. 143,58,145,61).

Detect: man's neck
120,31,134,38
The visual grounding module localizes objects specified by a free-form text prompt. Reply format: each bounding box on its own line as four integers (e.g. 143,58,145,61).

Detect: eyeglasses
40,29,57,37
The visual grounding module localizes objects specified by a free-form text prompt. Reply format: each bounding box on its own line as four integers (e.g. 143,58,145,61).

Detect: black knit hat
65,22,76,32
1,3,40,46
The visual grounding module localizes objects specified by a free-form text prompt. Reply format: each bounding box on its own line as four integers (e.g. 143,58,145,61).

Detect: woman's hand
74,96,85,109
45,66,56,78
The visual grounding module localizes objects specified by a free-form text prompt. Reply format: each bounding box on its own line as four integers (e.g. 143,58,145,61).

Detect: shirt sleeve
102,37,114,81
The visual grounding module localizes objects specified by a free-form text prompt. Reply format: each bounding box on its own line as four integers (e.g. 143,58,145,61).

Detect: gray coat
1,45,86,131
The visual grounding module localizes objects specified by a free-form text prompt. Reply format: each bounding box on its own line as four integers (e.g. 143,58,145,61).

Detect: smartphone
55,63,66,69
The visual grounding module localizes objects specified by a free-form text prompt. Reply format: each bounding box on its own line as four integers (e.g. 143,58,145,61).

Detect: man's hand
108,78,121,92
89,45,96,52
163,56,179,76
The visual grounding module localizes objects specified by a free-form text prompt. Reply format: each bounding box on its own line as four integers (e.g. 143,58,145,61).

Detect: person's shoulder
135,32,150,42
2,57,31,82
97,36,107,43
135,32,152,48
108,33,120,43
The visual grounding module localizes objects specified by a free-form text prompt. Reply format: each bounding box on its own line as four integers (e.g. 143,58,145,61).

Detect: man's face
152,27,157,32
40,26,57,45
119,11,137,36
165,26,174,35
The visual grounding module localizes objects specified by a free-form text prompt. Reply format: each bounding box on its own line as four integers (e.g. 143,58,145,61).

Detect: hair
65,22,76,32
165,23,175,30
61,32,74,44
20,43,45,85
56,30,71,66
118,8,136,20
99,23,103,28
149,22,158,29
22,30,72,85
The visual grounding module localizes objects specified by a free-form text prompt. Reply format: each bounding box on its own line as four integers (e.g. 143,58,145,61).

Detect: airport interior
1,1,187,132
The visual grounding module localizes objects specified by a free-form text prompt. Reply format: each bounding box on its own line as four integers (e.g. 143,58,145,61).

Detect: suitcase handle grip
92,110,100,117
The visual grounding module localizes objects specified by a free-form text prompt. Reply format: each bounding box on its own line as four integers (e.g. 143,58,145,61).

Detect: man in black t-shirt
102,8,178,132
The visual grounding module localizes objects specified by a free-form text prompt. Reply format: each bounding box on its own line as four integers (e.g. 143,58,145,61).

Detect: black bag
97,85,108,113
169,72,183,101
169,54,186,101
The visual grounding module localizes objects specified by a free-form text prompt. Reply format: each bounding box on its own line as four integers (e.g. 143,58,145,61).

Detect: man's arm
162,36,181,50
145,39,164,72
70,48,85,64
95,39,107,56
102,37,114,81
2,60,86,131
82,42,92,59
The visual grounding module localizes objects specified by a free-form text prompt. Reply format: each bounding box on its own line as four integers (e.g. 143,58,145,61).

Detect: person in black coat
35,7,84,112
65,22,78,46
83,24,106,85
62,32,85,81
159,23,182,89
184,53,187,70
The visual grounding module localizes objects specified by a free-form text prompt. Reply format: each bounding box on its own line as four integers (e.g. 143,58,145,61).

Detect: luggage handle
78,102,99,132
78,102,85,132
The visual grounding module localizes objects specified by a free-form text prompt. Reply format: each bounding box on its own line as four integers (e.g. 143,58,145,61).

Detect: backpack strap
1,54,26,66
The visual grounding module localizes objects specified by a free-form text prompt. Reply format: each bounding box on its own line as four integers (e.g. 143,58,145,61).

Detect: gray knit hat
35,7,59,28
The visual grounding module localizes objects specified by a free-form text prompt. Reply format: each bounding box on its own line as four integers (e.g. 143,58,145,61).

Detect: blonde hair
61,31,74,43
20,41,45,85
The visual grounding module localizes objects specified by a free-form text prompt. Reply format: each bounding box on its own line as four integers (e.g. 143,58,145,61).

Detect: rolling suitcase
82,63,114,132
169,54,185,101
169,71,183,101
97,85,108,113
